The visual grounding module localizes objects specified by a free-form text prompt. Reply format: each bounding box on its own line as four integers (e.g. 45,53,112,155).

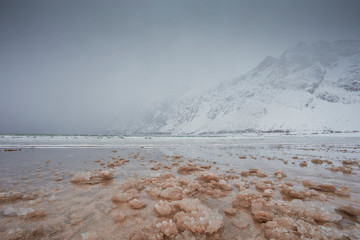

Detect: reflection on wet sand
0,138,360,239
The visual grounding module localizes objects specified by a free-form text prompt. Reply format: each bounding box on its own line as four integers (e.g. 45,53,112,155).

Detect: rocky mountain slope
130,40,360,135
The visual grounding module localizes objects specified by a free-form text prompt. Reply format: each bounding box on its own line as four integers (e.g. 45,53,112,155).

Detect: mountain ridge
127,40,360,135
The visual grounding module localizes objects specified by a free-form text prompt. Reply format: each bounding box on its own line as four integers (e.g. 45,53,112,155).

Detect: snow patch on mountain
129,40,360,135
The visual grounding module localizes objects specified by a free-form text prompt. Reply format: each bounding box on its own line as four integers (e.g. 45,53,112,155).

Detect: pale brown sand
0,139,359,239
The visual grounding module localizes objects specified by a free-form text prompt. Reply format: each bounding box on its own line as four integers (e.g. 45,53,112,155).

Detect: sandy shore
0,136,359,239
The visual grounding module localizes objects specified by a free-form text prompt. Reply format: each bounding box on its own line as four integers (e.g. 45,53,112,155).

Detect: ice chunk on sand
177,164,202,175
4,207,16,216
310,183,336,192
273,199,342,223
174,230,196,240
71,170,114,185
156,219,178,237
81,232,97,240
4,207,43,217
214,179,232,191
234,181,249,191
160,186,183,200
274,170,287,178
196,172,220,182
335,186,350,196
71,172,91,183
176,198,202,212
113,213,126,223
224,208,237,216
17,207,34,216
161,172,174,179
299,161,308,167
49,194,56,202
25,208,46,219
263,189,275,197
129,199,147,209
240,171,249,177
256,170,267,178
174,198,223,234
232,189,260,208
22,190,43,200
0,191,23,203
295,219,346,240
82,232,89,240
112,190,138,203
255,180,274,190
302,180,315,188
252,210,274,223
232,218,249,229
154,200,173,216
337,205,360,216
280,187,307,200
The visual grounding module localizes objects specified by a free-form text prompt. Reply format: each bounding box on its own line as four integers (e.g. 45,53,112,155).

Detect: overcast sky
1,0,360,134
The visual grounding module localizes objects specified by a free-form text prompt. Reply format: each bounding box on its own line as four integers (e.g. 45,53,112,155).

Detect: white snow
132,40,360,134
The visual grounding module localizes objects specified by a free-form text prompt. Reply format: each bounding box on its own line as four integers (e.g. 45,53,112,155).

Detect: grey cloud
0,0,359,133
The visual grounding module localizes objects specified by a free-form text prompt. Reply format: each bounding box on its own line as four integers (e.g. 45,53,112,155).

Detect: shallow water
0,135,359,239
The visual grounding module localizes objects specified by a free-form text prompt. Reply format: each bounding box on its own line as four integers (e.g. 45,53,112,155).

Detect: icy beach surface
0,134,359,239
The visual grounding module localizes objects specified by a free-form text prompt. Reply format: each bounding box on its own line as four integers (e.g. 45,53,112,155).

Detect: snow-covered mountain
129,40,360,135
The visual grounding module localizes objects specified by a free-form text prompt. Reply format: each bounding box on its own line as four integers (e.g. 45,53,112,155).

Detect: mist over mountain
127,40,360,135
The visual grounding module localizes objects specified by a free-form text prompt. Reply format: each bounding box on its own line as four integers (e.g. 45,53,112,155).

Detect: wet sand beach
0,135,359,239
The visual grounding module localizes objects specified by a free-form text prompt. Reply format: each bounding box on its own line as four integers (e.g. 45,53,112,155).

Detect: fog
1,0,360,134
